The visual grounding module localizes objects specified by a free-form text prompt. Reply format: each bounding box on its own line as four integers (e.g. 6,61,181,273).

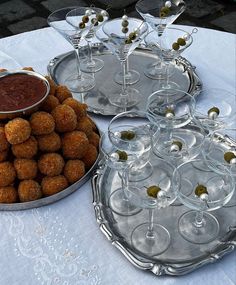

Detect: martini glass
173,159,235,244
194,88,236,132
96,18,148,108
114,57,140,85
108,110,158,181
202,128,236,207
125,157,177,256
152,27,196,92
136,0,186,80
100,131,145,216
48,7,96,93
67,7,109,73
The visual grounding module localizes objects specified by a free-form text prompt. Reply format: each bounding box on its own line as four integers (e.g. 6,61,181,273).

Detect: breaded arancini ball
63,160,85,184
41,175,68,196
45,76,57,96
37,131,61,152
87,116,98,131
62,131,89,159
0,127,9,151
0,186,18,203
38,153,65,176
51,104,77,133
41,95,60,112
0,162,16,187
55,85,72,103
12,136,38,159
88,131,100,149
5,118,31,145
22,66,34,71
30,111,55,135
0,68,7,72
62,98,87,119
76,117,93,137
0,149,8,162
82,144,98,169
18,180,42,202
14,159,38,180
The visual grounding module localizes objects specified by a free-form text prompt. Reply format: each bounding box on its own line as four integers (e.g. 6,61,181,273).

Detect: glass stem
125,58,129,78
146,208,155,239
165,62,170,88
120,170,129,202
194,211,204,228
87,41,95,67
74,47,82,80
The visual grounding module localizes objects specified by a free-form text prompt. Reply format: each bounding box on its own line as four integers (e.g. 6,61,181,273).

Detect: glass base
80,57,104,73
114,69,140,85
178,210,219,244
109,88,141,108
144,62,166,80
129,162,153,182
65,73,95,93
131,222,170,256
152,81,180,94
108,188,142,216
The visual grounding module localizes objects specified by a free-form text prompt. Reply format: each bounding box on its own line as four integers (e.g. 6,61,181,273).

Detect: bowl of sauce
0,70,50,118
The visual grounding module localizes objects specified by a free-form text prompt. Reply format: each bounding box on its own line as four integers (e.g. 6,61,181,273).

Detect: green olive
207,107,220,116
91,18,98,26
120,130,136,140
122,20,129,27
160,6,170,14
165,108,175,116
172,42,180,50
122,27,129,34
125,38,132,44
172,140,183,151
147,185,161,198
177,37,186,46
195,184,208,197
96,14,104,22
224,151,236,163
82,15,89,23
129,32,136,40
116,150,128,161
79,22,85,29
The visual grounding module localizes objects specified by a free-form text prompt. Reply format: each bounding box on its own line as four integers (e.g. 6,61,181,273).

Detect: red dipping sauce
0,73,48,112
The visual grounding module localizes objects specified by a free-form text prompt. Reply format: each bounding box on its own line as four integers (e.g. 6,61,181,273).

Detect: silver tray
48,45,202,116
92,132,236,276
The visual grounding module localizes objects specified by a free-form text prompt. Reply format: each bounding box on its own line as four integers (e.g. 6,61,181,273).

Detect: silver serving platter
0,127,101,211
48,45,202,116
92,132,236,276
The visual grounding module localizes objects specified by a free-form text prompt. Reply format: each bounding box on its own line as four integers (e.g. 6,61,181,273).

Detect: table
0,25,235,285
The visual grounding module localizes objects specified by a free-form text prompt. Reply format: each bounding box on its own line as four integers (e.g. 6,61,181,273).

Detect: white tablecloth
0,25,235,285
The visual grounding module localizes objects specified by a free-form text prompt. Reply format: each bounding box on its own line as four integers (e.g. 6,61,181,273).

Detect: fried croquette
55,85,72,103
38,153,65,176
0,162,16,187
51,105,77,133
0,127,9,151
37,132,61,152
62,98,87,119
22,67,34,71
18,180,42,202
63,160,85,184
5,118,31,145
62,131,89,159
0,68,7,72
82,144,98,169
88,131,100,149
76,117,93,137
0,149,8,162
14,158,38,180
41,175,68,196
41,95,60,112
87,116,98,131
12,136,38,159
30,111,55,135
45,75,57,96
0,186,18,203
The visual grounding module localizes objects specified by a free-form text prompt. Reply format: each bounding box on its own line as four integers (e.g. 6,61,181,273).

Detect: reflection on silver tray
92,132,236,276
48,45,202,116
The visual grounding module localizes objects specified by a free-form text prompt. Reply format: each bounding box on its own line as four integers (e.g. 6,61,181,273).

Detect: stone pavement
0,0,235,38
